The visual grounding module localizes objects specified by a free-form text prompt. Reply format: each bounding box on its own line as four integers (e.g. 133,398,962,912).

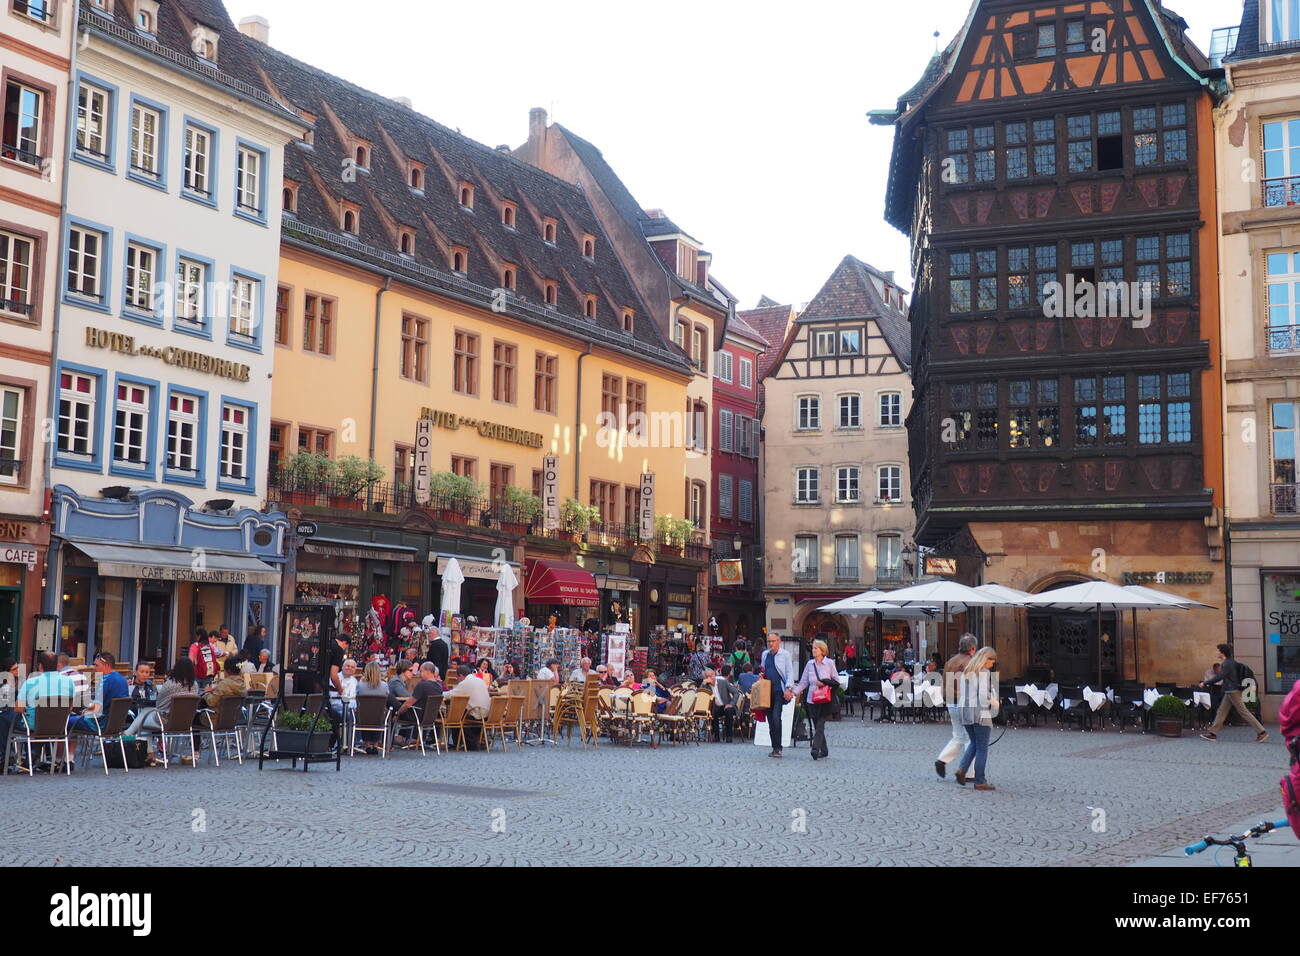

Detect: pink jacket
1281,679,1300,745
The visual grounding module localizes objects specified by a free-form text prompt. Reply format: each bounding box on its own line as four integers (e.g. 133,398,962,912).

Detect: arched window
343,210,356,233
282,187,295,213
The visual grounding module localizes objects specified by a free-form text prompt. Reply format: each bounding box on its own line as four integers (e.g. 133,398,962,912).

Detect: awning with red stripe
524,558,599,606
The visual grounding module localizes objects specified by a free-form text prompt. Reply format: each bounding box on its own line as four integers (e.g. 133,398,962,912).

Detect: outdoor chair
10,704,74,776
349,695,392,756
691,687,714,742
201,696,248,766
735,692,754,741
71,696,133,775
441,694,472,752
481,695,511,751
409,694,444,755
628,691,658,746
1110,686,1147,733
157,695,202,768
500,694,527,750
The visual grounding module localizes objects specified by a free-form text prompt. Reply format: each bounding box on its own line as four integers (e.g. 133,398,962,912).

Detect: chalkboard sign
280,604,333,679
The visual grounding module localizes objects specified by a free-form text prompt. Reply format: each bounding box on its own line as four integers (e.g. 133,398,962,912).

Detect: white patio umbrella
973,583,1036,650
1021,580,1207,686
1122,584,1216,610
818,589,938,615
494,562,519,628
874,580,1020,660
439,557,465,629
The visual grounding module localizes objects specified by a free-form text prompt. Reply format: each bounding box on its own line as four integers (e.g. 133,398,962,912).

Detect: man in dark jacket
1200,643,1269,743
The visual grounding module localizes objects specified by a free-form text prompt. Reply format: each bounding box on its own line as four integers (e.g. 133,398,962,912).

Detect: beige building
1213,2,1300,719
762,256,914,656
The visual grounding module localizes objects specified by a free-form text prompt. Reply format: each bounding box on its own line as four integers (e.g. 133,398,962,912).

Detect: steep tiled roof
81,1,288,115
244,42,688,374
796,256,911,368
739,304,797,381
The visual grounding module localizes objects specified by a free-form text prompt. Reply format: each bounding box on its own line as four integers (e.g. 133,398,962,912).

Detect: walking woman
792,639,840,760
954,647,999,790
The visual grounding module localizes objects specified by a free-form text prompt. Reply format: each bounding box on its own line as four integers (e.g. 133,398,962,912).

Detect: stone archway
1024,574,1118,685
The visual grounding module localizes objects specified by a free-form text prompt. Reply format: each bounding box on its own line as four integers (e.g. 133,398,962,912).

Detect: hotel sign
84,327,251,382
639,473,655,542
413,419,432,505
419,408,544,448
542,455,560,531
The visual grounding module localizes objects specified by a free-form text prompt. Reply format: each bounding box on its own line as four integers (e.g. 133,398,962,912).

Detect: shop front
432,553,522,628
522,556,599,629
576,553,640,635
46,487,287,668
1260,571,1300,698
635,561,700,642
0,517,47,664
295,536,420,643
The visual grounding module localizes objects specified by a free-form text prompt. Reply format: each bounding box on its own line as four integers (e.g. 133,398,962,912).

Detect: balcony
793,569,820,584
1272,483,1300,516
1268,324,1300,355
835,565,860,584
1264,176,1300,208
876,566,904,584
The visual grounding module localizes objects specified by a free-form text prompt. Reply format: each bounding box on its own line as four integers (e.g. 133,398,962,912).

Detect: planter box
436,508,469,525
273,729,333,755
280,490,317,508
329,495,362,510
501,522,529,536
1155,717,1183,738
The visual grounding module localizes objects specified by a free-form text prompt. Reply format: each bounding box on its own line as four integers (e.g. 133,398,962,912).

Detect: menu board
606,633,627,679
1262,572,1300,694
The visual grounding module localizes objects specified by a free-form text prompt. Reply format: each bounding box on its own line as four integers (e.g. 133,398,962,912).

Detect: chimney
528,107,548,145
391,96,413,108
238,15,269,45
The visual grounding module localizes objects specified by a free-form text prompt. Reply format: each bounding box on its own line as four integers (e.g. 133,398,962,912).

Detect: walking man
1200,643,1269,743
760,632,793,758
935,633,978,777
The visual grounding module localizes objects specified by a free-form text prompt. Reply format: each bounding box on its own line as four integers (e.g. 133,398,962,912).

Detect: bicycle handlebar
1184,820,1288,856
1184,839,1209,855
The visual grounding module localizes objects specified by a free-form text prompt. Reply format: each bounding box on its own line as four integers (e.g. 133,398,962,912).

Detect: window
409,164,424,191
229,275,258,341
129,101,162,180
795,467,819,504
1269,0,1300,44
66,225,104,300
501,202,516,229
77,82,111,161
943,125,995,185
584,295,597,319
492,464,516,504
1008,379,1033,449
835,536,859,582
838,393,861,429
839,329,862,355
450,455,477,480
590,479,618,525
394,443,414,487
164,392,199,477
1271,401,1299,512
737,415,754,457
235,145,264,215
302,293,333,354
124,242,158,315
136,7,153,31
582,235,595,259
1264,118,1300,206
354,144,369,169
274,285,290,345
814,330,836,356
15,0,54,23
1133,103,1187,169
1074,375,1128,447
836,466,860,503
690,400,708,451
534,352,556,412
1032,117,1056,176
718,474,734,518
793,535,819,581
493,341,517,403
268,422,286,479
690,481,706,528
183,124,212,196
1135,232,1191,300
674,320,688,351
400,314,429,383
543,280,557,306
175,257,205,328
0,229,35,318
739,358,753,389
879,392,902,427
342,208,358,234
220,403,249,483
297,426,333,456
1267,251,1300,352
399,228,415,256
692,327,707,371
0,385,24,485
501,263,516,290
458,182,474,209
3,80,46,167
623,484,638,529
719,409,733,451
451,247,467,274
948,248,996,314
797,395,820,431
111,382,150,468
877,535,902,582
453,331,479,395
58,372,96,460
542,217,557,243
622,309,634,333
716,351,733,383
625,380,645,437
877,465,902,503
1036,22,1056,57
677,243,699,282
1137,372,1193,445
739,479,753,522
601,373,622,422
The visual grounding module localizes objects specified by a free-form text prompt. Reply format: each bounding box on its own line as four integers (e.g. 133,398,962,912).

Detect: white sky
224,0,1237,310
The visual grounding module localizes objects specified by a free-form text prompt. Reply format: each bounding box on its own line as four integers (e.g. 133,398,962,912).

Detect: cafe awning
66,539,281,586
301,538,416,562
524,557,599,606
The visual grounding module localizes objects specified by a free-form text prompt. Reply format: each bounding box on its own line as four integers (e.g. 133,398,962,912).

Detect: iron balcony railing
877,567,904,584
835,565,860,583
1268,324,1300,354
1,144,42,168
1272,483,1300,516
793,569,820,584
1264,176,1300,208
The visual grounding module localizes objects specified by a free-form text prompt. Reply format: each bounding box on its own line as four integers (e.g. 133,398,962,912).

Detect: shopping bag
751,677,772,710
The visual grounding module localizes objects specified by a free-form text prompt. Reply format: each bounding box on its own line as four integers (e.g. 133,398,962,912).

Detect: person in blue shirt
736,662,759,695
16,651,75,730
68,652,130,766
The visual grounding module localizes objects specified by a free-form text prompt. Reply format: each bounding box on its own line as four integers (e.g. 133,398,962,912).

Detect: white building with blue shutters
45,1,305,669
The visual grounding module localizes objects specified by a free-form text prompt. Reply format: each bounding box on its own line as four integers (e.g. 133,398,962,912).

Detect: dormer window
353,143,370,170
542,218,557,244
458,182,474,209
399,227,415,256
134,0,158,34
502,202,516,229
676,242,699,283
451,246,468,274
622,309,635,333
299,111,316,147
501,264,517,291
409,162,425,192
282,181,299,214
191,27,220,61
543,280,558,306
341,201,360,235
89,0,113,14
583,295,597,319
582,234,596,259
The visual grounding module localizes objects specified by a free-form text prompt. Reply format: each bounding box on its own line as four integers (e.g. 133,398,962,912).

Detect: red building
709,312,768,643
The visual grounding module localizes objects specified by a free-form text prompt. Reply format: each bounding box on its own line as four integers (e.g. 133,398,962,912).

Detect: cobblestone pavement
0,719,1291,866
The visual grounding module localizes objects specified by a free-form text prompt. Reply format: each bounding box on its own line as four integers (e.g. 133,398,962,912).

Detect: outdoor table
1016,684,1047,707
1192,691,1211,709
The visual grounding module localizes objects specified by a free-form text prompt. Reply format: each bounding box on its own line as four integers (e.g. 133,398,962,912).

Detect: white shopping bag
752,698,795,748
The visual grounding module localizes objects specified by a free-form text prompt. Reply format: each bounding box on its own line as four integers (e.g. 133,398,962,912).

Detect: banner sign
638,473,655,541
716,559,744,586
542,456,560,531
414,419,432,505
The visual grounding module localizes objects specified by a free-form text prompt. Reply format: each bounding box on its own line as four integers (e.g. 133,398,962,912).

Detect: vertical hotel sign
542,456,560,530
639,473,656,541
414,420,432,505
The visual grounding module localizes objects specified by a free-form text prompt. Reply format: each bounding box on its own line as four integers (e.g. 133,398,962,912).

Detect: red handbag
810,661,833,704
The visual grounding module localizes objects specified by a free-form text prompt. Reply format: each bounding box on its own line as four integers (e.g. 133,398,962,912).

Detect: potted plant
330,456,384,510
273,709,334,755
561,498,599,540
654,515,694,556
428,471,480,524
499,486,542,536
1151,694,1187,738
279,453,333,507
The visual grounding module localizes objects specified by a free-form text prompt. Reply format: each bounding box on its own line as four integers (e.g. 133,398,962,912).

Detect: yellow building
246,33,706,643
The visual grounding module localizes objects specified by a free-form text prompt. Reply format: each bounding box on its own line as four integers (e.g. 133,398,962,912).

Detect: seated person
203,657,246,711
641,670,671,713
392,662,444,742
128,661,157,713
535,658,561,682
447,665,491,720
597,664,619,688
330,658,359,717
387,660,414,706
254,649,277,673
568,657,594,683
68,652,130,768
476,659,496,688
736,663,759,695
496,662,519,687
353,662,390,754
